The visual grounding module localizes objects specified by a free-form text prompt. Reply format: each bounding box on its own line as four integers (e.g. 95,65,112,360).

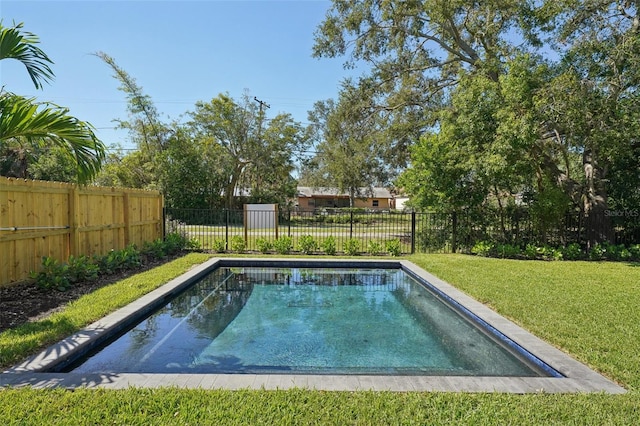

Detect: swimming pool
4,259,626,393
60,266,554,376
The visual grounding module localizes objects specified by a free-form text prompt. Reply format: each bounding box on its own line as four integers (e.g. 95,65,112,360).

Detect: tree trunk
583,148,613,247
493,185,508,243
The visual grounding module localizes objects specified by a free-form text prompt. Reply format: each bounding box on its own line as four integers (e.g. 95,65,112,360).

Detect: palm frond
0,22,54,89
0,94,105,183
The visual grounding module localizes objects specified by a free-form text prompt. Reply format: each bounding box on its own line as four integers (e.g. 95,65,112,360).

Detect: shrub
495,244,521,259
538,245,563,261
143,239,167,258
298,235,317,255
30,235,195,293
31,256,71,291
273,236,293,255
256,237,272,253
96,244,141,274
618,246,632,261
230,236,246,253
629,244,640,261
212,238,226,253
321,236,337,255
562,243,583,261
67,255,99,283
603,243,632,261
385,239,402,257
343,238,360,256
589,243,607,261
524,244,538,259
163,232,191,255
471,241,495,257
367,240,383,256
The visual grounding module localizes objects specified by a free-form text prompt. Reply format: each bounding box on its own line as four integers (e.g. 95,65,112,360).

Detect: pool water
66,267,549,376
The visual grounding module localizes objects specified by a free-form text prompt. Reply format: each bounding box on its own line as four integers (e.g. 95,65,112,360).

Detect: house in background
296,186,395,211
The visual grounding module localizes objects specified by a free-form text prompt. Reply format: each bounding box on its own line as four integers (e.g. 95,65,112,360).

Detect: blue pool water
65,267,551,376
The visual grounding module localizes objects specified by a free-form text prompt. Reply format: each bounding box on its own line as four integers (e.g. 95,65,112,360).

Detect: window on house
372,200,379,207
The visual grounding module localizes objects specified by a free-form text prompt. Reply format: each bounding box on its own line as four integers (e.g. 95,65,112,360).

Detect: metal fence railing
164,208,640,255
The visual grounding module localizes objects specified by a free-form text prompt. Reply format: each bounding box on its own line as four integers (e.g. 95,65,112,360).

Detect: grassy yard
1,253,639,425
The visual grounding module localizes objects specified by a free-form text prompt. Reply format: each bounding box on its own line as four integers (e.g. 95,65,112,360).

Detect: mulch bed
0,253,185,334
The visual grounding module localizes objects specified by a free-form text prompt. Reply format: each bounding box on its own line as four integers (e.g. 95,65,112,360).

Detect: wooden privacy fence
0,177,163,287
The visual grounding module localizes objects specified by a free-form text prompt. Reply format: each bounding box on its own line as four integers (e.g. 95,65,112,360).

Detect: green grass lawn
2,253,639,425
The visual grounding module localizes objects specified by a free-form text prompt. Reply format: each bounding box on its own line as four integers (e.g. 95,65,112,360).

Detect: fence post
411,211,416,254
243,205,248,243
451,211,458,253
288,209,291,237
350,210,354,239
162,207,166,241
123,191,131,246
225,209,229,250
68,185,80,257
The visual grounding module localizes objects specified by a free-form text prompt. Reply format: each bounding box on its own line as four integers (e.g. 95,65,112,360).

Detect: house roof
297,186,393,199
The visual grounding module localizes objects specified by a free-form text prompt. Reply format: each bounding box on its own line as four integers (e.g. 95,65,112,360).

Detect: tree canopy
302,81,390,206
314,0,640,242
189,92,308,209
93,53,309,209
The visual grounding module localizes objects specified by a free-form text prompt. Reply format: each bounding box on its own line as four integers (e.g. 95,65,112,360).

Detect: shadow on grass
2,372,121,389
0,316,84,369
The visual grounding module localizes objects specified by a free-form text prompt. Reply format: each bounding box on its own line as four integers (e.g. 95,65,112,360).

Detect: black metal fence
164,207,640,255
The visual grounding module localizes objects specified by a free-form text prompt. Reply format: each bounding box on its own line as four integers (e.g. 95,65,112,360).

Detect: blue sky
1,0,364,150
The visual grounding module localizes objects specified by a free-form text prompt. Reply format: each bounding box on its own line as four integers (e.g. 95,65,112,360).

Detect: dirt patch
0,253,186,334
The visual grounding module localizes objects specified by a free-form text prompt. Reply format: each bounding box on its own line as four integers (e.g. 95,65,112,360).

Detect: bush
589,243,607,261
230,236,246,253
273,236,293,255
603,243,632,261
495,244,521,259
538,245,563,261
343,238,360,256
143,239,167,258
212,238,226,253
256,237,272,253
163,232,192,255
385,239,402,257
321,236,337,255
562,243,583,261
367,240,383,256
67,255,99,283
30,235,195,292
31,256,71,291
471,241,495,257
95,244,141,274
298,235,317,255
524,244,538,259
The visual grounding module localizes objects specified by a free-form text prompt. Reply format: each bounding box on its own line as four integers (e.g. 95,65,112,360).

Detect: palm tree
0,22,105,183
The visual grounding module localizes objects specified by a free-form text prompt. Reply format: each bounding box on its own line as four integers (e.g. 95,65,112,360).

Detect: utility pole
254,97,270,113
253,97,271,194
254,96,270,139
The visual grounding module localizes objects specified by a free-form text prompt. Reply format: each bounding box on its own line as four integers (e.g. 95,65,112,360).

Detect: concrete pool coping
1,258,626,394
